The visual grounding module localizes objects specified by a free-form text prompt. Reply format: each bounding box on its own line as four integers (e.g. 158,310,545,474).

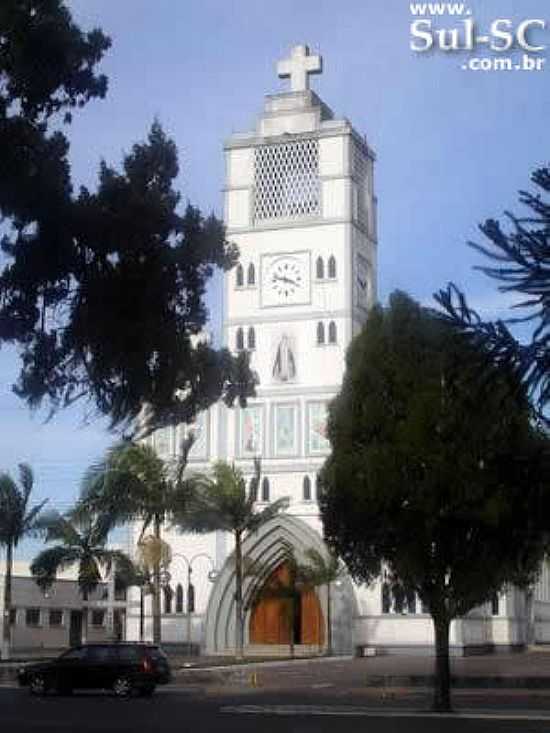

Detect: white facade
125,46,547,656
0,560,123,652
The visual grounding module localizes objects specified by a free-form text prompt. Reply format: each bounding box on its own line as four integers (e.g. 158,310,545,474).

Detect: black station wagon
18,642,172,697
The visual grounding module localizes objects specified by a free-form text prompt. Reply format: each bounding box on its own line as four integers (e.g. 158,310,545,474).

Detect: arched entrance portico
204,515,355,654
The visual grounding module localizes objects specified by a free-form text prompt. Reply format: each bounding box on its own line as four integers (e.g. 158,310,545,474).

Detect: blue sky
1,0,548,558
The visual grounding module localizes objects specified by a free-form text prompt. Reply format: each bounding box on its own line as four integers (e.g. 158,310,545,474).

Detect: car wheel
113,675,134,698
139,685,156,697
29,674,48,696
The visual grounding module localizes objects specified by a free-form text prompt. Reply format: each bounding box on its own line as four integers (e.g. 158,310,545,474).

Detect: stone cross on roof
277,44,323,92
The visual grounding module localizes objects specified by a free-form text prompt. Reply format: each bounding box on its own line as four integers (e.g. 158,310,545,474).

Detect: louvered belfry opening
254,138,320,222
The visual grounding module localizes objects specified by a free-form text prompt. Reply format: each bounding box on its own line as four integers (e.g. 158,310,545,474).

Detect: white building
126,45,549,656
0,560,125,652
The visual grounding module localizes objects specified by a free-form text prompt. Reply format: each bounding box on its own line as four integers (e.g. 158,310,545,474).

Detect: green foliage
436,165,550,419
181,459,289,536
78,440,193,535
320,291,550,619
0,3,256,433
0,463,48,547
31,510,132,598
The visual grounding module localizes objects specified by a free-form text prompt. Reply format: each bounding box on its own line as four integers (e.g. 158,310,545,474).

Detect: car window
116,646,141,663
59,647,87,661
87,646,113,663
148,648,167,661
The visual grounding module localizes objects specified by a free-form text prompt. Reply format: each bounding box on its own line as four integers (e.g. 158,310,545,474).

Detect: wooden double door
249,562,325,646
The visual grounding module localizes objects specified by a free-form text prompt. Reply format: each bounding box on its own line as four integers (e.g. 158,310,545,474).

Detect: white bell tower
222,44,377,513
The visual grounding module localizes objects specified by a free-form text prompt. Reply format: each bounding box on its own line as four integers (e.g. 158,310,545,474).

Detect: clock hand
273,274,298,286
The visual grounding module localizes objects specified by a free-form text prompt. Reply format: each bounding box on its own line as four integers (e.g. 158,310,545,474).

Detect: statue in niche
272,334,296,382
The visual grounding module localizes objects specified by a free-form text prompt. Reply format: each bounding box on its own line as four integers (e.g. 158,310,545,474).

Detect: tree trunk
326,581,332,656
432,614,452,712
82,589,89,645
1,542,13,660
234,531,244,660
289,594,295,659
152,516,162,645
139,587,144,642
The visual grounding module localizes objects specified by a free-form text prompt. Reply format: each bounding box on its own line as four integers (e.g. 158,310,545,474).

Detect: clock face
261,252,310,307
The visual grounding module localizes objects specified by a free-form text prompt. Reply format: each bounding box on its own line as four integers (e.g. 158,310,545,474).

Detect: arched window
382,583,391,614
261,477,270,502
316,256,324,280
175,584,184,614
316,322,325,345
303,476,311,501
247,327,256,350
236,327,244,351
249,477,258,502
328,255,337,279
187,583,195,614
164,586,173,614
328,321,337,344
236,264,244,288
315,474,323,501
247,263,255,286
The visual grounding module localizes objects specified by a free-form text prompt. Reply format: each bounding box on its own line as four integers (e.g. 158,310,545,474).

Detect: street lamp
171,553,217,650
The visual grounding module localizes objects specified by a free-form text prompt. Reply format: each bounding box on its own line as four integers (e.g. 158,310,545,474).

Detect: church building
126,45,547,656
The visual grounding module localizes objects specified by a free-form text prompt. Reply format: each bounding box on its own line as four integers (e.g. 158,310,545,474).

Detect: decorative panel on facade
254,139,320,222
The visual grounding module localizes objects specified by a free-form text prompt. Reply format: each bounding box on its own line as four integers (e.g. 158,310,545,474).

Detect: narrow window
303,476,311,501
491,594,500,616
382,583,391,614
406,591,417,615
261,477,270,502
317,322,325,345
236,327,244,351
187,583,195,614
236,264,244,287
176,584,184,614
247,263,255,286
247,327,256,350
164,586,173,614
328,321,337,344
315,474,323,501
328,255,337,279
393,586,405,614
249,477,258,502
316,256,324,280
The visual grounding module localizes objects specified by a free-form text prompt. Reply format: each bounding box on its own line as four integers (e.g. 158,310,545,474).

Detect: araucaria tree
0,464,47,659
0,1,256,436
436,165,550,419
319,292,550,711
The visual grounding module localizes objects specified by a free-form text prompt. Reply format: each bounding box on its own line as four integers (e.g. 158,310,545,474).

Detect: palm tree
30,511,134,644
180,459,289,660
78,440,192,644
298,548,345,656
0,464,48,660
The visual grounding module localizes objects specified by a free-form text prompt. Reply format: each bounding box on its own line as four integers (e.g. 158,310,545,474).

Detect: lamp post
171,553,217,651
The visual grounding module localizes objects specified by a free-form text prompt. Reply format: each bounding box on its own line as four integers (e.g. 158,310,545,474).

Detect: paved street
6,652,550,731
4,686,550,733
